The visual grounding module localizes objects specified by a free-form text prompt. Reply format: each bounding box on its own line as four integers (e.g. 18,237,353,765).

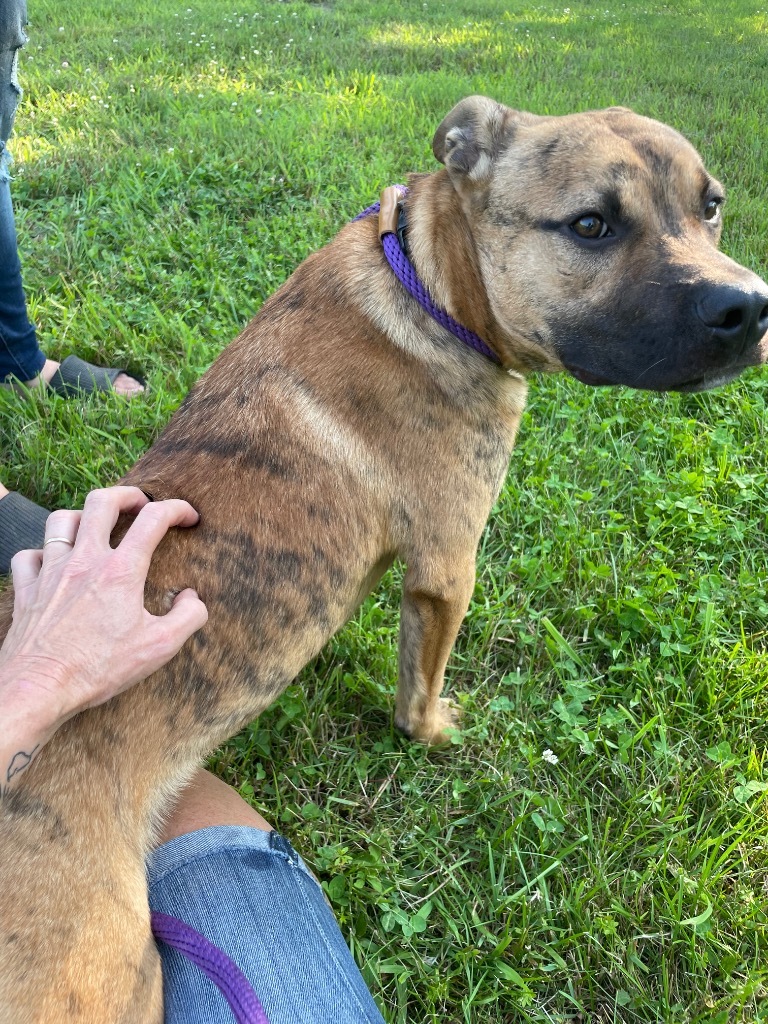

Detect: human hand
0,486,208,739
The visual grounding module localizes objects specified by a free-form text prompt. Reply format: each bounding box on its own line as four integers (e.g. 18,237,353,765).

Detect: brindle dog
2,96,767,1022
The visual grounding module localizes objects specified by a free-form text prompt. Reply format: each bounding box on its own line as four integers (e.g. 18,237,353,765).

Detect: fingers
170,588,209,631
76,486,151,549
41,509,82,566
10,548,43,591
152,588,209,661
70,488,200,576
43,509,81,546
13,509,80,592
117,499,201,577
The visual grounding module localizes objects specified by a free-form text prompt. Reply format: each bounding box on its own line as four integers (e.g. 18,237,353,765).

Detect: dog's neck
404,172,508,366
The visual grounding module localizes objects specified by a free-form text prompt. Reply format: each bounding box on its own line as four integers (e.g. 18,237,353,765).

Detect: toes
112,372,145,396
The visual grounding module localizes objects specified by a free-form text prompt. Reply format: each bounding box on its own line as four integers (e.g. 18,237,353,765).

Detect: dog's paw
397,697,462,746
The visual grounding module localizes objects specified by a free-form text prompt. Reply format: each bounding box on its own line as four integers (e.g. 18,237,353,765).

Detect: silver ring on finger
43,509,81,550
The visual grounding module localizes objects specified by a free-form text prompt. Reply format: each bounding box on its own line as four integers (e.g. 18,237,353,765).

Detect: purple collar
151,911,270,1024
354,186,502,366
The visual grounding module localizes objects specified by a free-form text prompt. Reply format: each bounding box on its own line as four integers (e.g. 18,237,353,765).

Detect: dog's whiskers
632,357,668,386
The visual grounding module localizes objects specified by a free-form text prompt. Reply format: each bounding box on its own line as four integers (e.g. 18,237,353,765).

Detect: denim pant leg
0,174,42,381
147,826,387,1024
0,0,43,382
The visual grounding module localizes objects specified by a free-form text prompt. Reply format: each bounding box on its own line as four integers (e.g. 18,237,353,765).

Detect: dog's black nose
697,283,768,354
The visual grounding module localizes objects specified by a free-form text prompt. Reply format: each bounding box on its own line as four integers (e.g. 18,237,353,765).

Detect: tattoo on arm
6,745,40,785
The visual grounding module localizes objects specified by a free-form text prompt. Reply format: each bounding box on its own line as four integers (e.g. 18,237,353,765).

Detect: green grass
3,1,768,1020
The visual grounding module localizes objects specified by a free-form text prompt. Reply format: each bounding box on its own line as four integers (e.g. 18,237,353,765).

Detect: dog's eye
570,214,611,240
704,198,723,222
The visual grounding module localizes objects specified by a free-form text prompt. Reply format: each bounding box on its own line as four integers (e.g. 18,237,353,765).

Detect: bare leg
157,768,272,845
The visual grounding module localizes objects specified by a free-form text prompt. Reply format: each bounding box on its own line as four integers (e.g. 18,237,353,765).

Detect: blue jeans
0,0,44,382
147,826,387,1024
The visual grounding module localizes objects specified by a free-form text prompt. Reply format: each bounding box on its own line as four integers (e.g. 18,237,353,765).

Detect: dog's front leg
394,558,476,744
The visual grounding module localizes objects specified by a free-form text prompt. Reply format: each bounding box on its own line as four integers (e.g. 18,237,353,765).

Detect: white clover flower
542,749,559,765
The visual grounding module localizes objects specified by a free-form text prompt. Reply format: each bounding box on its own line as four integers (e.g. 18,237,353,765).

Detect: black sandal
46,355,145,396
0,491,50,574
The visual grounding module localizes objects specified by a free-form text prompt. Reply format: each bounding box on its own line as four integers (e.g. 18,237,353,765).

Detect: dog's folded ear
433,95,519,182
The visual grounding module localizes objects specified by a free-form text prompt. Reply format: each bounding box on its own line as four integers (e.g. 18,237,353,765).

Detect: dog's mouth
564,362,745,393
671,376,709,393
564,364,615,387
672,370,743,393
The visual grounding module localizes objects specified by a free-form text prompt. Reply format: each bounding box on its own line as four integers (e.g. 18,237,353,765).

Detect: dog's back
0,194,522,1024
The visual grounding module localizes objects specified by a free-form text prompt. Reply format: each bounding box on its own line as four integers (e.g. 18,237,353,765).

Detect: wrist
0,662,70,743
0,672,64,793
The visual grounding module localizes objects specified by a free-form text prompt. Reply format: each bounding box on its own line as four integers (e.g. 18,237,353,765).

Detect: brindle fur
2,97,767,1022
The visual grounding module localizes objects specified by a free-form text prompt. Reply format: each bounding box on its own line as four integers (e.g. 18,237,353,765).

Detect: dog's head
433,96,768,391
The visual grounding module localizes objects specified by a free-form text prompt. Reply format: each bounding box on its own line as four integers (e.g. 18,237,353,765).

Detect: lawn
3,1,768,1021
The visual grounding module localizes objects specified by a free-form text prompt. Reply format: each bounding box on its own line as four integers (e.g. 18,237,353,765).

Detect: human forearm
0,667,63,793
0,488,208,794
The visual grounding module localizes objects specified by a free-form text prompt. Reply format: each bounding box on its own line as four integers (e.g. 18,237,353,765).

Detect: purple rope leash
151,911,271,1024
354,187,502,365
